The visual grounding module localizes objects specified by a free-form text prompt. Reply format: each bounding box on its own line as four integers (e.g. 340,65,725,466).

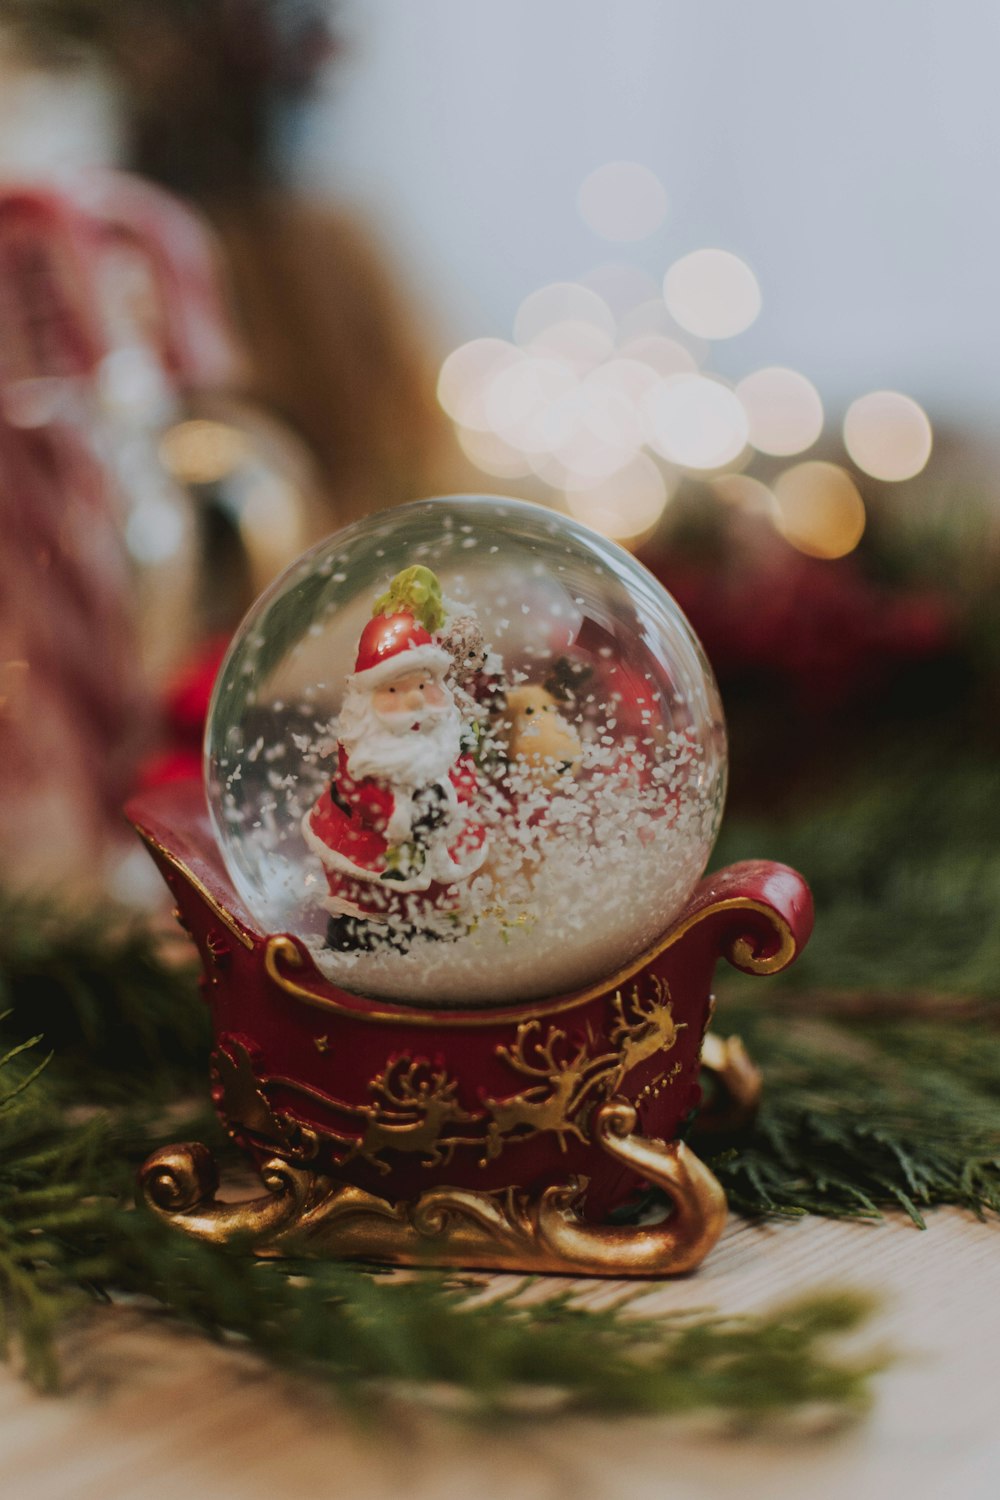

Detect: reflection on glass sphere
205,496,727,1006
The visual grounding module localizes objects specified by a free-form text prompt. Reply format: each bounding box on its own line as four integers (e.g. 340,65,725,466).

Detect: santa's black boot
324,914,386,952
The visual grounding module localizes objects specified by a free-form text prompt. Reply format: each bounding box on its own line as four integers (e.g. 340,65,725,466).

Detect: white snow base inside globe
308,732,713,1004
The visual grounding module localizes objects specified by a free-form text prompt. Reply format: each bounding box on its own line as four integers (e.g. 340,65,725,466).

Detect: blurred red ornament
644,542,956,714
136,635,231,791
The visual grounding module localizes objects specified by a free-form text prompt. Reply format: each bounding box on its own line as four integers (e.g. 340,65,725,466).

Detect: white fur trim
319,892,389,923
347,642,450,691
301,803,486,893
385,790,414,844
302,807,432,893
430,838,489,882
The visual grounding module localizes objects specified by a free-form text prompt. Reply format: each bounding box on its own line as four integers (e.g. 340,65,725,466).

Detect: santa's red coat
303,745,487,922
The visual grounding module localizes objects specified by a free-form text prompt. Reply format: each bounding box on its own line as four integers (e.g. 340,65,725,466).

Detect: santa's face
338,666,463,788
372,669,449,727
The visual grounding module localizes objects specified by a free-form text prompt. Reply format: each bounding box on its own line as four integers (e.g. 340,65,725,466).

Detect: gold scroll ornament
138,1099,727,1277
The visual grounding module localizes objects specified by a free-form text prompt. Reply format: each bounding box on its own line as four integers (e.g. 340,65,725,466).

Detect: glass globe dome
205,495,727,1006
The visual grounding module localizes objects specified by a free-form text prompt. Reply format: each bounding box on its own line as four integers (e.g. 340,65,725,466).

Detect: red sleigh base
129,780,813,1278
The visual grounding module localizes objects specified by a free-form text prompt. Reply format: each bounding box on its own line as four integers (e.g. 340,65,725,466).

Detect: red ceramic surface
128,779,812,1222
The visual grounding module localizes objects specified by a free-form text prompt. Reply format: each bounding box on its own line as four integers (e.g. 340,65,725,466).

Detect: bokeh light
583,359,658,449
773,461,866,559
617,334,698,378
456,425,533,479
437,338,520,431
616,299,709,363
159,419,249,485
581,264,661,318
544,369,642,481
843,390,932,481
513,282,615,350
711,473,778,518
524,318,614,372
565,453,670,541
736,367,824,457
577,161,669,242
664,249,762,339
642,374,749,469
484,355,576,453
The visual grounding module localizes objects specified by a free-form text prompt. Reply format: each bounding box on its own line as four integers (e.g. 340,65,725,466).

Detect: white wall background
294,0,1000,426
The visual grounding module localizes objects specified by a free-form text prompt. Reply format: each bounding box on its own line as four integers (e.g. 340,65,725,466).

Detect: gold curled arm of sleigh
720,903,796,975
694,1032,764,1134
137,1099,727,1277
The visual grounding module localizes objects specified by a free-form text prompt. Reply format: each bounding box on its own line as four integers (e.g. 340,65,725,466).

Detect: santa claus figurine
303,571,489,953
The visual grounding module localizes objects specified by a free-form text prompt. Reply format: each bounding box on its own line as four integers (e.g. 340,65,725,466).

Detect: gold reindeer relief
345,1057,477,1175
213,1040,320,1163
609,976,684,1089
214,1040,290,1145
478,984,684,1164
212,983,687,1177
481,1021,614,1163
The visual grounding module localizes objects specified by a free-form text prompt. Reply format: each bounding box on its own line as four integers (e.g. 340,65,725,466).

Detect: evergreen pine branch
699,1005,1000,1223
714,746,1000,998
0,1036,881,1421
0,897,207,1101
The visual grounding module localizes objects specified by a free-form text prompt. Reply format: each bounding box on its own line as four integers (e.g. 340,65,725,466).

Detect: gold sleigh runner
139,1100,728,1276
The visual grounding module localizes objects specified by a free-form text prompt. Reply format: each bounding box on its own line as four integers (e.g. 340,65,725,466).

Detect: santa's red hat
348,610,451,689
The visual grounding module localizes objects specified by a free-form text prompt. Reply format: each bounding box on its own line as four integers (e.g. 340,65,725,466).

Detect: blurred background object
285,0,1000,803
0,0,459,520
0,0,998,906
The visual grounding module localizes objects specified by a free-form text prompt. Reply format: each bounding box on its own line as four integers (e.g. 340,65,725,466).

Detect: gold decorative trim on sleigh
138,1100,727,1278
210,976,687,1177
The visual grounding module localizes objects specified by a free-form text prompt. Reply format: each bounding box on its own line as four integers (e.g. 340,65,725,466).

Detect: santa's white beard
337,684,463,790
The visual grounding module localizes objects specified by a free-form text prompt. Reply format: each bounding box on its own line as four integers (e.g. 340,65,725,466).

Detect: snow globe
130,495,812,1276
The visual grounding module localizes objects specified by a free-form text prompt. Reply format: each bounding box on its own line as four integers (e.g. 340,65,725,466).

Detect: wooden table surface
2,1207,998,1500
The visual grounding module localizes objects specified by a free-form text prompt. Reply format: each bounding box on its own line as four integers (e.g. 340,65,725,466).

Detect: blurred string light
514,281,615,353
437,338,519,430
565,453,670,543
617,299,710,363
663,250,761,339
436,172,932,556
485,356,576,454
577,162,669,243
159,418,249,485
617,334,698,378
711,473,778,519
843,390,932,481
642,375,749,470
736,368,824,457
772,461,866,559
455,425,532,480
580,264,660,318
